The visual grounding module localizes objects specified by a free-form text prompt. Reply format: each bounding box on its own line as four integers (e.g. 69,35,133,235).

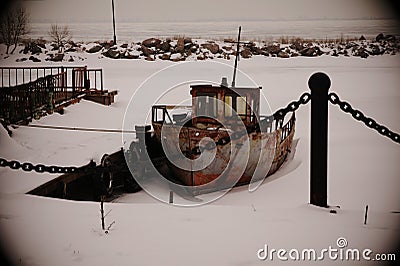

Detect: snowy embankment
0,49,399,265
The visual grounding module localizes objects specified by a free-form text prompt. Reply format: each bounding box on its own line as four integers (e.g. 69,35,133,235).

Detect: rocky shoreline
7,33,400,63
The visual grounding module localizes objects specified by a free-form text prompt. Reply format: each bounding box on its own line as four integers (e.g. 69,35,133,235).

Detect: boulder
160,41,171,53
50,53,64,62
65,47,77,53
353,47,369,58
289,40,304,51
87,44,103,53
376,33,385,42
265,44,281,54
184,37,192,44
359,35,366,41
140,45,153,57
240,48,252,58
123,52,140,59
145,55,155,61
24,43,42,55
197,53,207,60
142,38,162,48
16,58,28,62
369,44,382,56
160,53,170,60
29,56,41,62
277,51,289,58
299,46,322,57
102,48,120,59
170,53,183,62
201,43,220,54
120,43,129,49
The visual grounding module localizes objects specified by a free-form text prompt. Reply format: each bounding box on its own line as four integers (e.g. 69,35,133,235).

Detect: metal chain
328,92,400,144
273,92,311,119
0,157,96,174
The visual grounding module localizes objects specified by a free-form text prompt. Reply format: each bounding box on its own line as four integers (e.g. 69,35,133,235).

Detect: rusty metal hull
152,113,295,194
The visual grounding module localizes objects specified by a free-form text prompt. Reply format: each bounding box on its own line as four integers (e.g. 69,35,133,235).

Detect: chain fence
328,92,400,144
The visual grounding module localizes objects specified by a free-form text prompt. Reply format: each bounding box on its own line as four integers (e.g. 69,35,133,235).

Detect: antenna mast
231,26,241,88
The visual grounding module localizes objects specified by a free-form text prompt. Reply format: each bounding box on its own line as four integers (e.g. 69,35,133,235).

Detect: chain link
273,92,311,120
328,92,400,144
0,157,81,174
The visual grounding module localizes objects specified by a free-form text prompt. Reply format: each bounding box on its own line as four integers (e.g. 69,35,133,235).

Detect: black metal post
309,72,331,207
111,0,117,45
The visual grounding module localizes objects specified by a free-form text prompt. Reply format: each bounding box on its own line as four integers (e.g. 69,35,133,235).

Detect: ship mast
231,26,241,88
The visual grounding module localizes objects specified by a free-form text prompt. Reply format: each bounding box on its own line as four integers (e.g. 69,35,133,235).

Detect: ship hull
152,113,295,194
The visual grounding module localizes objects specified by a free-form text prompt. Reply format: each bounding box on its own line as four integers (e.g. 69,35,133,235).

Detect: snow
1,50,399,265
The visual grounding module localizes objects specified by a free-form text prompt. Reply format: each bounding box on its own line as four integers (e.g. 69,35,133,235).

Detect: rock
385,34,396,42
240,48,252,58
222,45,232,51
359,35,366,41
87,44,102,53
369,44,382,55
376,33,385,42
265,44,281,54
354,47,369,58
160,53,170,60
36,42,46,50
142,38,161,48
277,51,289,58
124,52,140,59
197,53,207,60
299,46,322,57
24,43,42,55
190,44,199,53
120,43,128,49
29,55,41,62
248,44,263,55
16,58,28,62
183,37,192,44
68,56,74,62
145,55,155,61
201,43,220,54
102,48,120,59
50,43,59,51
290,40,304,51
49,53,64,62
65,47,77,53
160,41,171,53
176,38,185,53
140,45,153,57
170,53,183,61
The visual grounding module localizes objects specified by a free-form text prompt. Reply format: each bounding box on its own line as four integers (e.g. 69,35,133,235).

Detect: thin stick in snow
364,205,369,225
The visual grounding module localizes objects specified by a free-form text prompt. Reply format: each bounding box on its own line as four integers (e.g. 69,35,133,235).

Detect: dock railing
0,66,105,124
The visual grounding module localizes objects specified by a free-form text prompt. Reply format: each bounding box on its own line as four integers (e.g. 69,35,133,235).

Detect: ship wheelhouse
190,83,262,129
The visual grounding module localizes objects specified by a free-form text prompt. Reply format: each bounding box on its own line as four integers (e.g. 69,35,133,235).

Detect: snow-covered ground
0,50,399,265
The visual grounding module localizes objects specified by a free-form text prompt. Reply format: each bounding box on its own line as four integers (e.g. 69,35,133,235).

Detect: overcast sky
13,0,400,23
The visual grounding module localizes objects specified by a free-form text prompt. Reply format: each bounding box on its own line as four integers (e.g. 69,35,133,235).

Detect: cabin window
237,96,247,117
224,94,247,119
196,93,217,118
224,95,233,117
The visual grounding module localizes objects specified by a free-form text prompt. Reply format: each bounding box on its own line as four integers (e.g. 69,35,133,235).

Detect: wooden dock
0,66,118,125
